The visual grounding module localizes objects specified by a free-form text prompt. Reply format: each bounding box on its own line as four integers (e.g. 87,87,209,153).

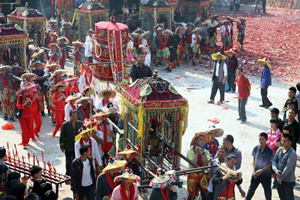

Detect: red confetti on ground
208,118,220,124
222,107,229,110
210,8,300,82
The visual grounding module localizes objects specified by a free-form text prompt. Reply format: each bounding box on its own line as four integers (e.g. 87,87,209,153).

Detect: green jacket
60,120,83,152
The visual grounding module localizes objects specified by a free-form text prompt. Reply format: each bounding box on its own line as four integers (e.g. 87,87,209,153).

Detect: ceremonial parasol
93,16,130,84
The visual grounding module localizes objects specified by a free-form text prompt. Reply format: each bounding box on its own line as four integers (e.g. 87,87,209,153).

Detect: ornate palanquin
0,23,27,69
92,16,130,85
181,0,210,22
75,2,109,41
7,7,46,45
141,0,173,31
121,72,189,172
56,0,75,21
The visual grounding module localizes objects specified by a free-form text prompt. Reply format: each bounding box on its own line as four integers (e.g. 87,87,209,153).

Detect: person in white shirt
84,33,93,63
220,20,232,51
191,27,203,65
64,92,80,121
74,128,103,169
79,65,92,93
111,168,140,200
96,89,116,110
208,52,228,104
140,31,151,66
71,145,95,200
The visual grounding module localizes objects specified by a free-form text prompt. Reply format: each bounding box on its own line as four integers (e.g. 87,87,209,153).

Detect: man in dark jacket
71,145,95,200
60,110,83,176
258,59,272,108
208,53,228,104
225,49,238,93
212,155,245,199
130,51,153,82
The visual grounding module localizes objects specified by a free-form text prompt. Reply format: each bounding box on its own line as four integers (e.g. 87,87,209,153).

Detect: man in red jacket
52,83,66,137
63,76,79,97
27,83,43,139
236,67,251,124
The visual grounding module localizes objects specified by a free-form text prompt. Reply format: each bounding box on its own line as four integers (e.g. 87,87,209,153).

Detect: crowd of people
0,0,299,200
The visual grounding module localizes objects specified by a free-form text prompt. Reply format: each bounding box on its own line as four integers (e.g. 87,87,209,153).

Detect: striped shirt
130,64,153,82
237,23,246,34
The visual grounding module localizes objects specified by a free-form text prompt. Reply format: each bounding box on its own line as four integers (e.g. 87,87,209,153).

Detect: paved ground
1,4,300,200
1,58,299,199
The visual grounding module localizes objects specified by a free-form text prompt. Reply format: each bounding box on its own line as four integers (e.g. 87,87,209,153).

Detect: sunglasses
71,91,77,96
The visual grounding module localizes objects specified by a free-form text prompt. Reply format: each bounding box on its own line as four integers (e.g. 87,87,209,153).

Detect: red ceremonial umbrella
93,16,130,83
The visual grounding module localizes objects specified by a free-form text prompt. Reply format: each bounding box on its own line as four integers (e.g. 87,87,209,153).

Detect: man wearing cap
225,49,238,93
43,63,57,117
48,43,63,64
211,155,245,199
60,110,83,177
237,17,246,51
111,168,140,200
207,16,219,53
52,83,66,137
96,89,116,110
204,125,224,157
60,22,74,42
71,41,85,77
174,27,185,68
28,84,43,138
186,132,210,200
220,20,232,51
208,53,227,104
117,145,141,176
191,27,202,65
149,169,178,200
76,95,95,121
11,64,23,93
0,66,16,121
16,85,35,148
258,58,272,109
64,77,80,98
64,92,80,121
96,157,126,199
163,29,177,72
154,27,165,66
185,23,194,61
32,61,47,116
74,128,103,170
236,67,251,123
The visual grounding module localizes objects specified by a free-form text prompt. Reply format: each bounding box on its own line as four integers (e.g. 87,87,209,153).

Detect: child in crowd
204,125,224,157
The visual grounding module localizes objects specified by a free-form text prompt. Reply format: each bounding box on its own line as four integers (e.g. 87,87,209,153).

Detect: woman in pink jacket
266,118,282,155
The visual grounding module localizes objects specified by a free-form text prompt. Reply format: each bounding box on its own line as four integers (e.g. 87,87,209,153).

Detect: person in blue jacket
258,58,272,109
